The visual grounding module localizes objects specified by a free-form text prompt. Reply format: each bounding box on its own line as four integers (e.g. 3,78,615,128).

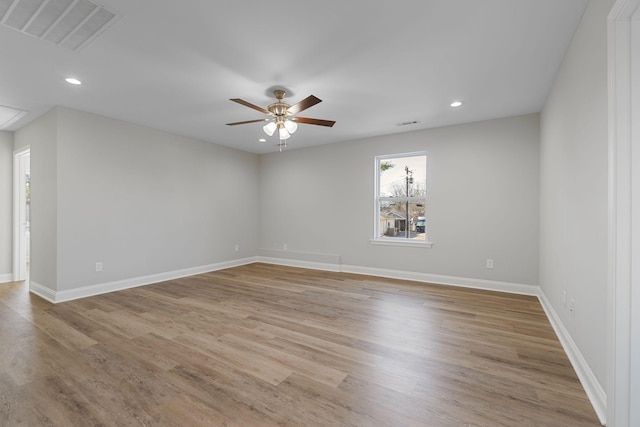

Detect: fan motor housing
268,102,289,118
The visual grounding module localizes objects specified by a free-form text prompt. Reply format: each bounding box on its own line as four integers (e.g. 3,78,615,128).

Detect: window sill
369,239,434,248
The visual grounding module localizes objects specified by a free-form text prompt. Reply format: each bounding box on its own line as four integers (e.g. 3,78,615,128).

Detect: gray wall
0,131,13,281
10,108,540,292
539,0,613,388
15,106,259,293
259,113,540,286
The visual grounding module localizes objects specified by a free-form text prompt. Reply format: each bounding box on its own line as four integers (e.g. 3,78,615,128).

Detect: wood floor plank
89,329,180,374
161,365,284,426
156,393,229,427
252,321,384,366
18,308,98,352
20,375,104,427
219,332,348,388
0,372,56,426
5,341,56,386
173,331,294,386
0,264,600,426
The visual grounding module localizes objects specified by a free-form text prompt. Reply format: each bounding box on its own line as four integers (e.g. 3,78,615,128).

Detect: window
373,152,430,246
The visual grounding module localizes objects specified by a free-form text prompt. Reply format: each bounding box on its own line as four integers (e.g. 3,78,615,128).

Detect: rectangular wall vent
1,0,120,51
396,120,420,127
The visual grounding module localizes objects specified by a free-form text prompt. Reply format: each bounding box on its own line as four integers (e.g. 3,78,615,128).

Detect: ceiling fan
226,89,335,150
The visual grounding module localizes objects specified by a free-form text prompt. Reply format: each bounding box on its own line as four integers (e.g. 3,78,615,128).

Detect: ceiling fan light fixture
263,121,277,136
278,126,291,140
227,89,335,151
284,119,298,134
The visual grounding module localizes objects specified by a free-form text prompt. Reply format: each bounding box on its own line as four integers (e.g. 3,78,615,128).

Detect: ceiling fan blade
287,95,322,115
230,98,270,115
294,117,336,127
226,119,267,126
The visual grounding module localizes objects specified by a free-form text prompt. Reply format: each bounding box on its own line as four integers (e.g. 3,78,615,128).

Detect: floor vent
0,0,121,51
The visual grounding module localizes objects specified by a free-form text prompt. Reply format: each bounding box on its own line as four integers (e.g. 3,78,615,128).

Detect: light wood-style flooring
0,263,600,426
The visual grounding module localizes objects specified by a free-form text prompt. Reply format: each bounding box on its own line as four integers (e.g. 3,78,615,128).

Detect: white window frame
371,151,433,248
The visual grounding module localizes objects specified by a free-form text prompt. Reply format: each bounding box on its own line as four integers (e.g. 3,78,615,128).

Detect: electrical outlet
486,259,494,269
234,244,239,252
569,298,576,317
95,261,103,272
562,291,567,307
284,243,288,251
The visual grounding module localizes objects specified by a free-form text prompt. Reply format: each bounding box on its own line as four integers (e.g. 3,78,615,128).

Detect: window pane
379,155,426,198
378,201,426,240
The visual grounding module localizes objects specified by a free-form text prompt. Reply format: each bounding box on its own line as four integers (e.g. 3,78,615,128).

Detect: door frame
12,146,29,282
607,0,640,425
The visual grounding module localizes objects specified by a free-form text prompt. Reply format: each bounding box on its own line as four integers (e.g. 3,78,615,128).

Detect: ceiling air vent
0,104,28,129
396,120,420,127
0,0,121,51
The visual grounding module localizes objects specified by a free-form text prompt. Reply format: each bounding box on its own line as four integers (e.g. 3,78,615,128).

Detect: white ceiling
0,0,589,154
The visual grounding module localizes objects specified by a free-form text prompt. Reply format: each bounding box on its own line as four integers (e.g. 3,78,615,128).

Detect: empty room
1,0,639,425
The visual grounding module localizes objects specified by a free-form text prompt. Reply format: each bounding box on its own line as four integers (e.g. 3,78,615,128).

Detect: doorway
13,146,29,282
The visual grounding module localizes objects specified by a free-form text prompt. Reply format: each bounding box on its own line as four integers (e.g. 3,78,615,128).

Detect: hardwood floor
0,263,600,426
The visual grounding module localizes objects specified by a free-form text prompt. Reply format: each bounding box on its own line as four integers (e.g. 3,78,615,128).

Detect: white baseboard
257,248,341,272
31,257,259,303
30,280,57,302
255,255,538,295
0,273,13,283
256,252,541,299
257,256,341,272
537,289,607,425
341,264,539,296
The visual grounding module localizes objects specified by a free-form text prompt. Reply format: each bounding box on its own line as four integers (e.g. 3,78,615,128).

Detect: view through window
375,152,427,242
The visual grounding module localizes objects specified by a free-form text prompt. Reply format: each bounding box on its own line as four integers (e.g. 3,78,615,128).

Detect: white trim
29,280,56,302
368,238,434,248
29,257,258,303
12,146,29,282
0,273,14,283
257,253,538,296
538,289,607,425
258,256,341,272
257,253,539,297
608,1,640,425
340,263,539,296
257,248,341,271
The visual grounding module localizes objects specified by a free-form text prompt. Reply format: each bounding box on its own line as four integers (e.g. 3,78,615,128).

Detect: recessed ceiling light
450,101,463,107
65,78,82,85
258,138,266,142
